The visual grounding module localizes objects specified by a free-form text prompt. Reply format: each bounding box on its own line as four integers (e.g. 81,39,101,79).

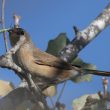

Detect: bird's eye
16,29,24,35
8,29,13,33
8,28,24,36
14,28,24,35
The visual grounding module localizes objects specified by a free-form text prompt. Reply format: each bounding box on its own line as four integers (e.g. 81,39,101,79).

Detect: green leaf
46,33,70,56
72,57,96,69
46,33,70,96
46,33,96,83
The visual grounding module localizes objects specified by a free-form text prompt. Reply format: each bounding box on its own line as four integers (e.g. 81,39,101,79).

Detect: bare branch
1,0,9,52
0,28,10,33
13,14,21,28
59,3,110,62
0,35,26,78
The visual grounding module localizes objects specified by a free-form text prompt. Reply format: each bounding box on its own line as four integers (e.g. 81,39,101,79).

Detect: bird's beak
8,29,13,33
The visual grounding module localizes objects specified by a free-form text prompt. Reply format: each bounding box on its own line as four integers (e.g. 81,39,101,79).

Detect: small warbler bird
8,28,110,84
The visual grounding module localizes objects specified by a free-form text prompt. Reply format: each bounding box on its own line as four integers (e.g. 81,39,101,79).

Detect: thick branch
59,3,110,62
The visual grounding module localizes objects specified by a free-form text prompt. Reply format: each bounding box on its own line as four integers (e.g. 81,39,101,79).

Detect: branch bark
59,3,110,62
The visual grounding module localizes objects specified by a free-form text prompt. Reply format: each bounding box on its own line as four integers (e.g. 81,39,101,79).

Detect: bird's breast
15,43,35,71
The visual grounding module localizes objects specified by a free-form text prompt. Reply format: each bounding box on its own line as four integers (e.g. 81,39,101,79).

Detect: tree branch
1,0,9,52
0,28,10,33
59,3,110,62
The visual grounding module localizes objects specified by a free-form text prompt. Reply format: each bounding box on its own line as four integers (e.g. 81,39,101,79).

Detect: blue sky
0,0,110,109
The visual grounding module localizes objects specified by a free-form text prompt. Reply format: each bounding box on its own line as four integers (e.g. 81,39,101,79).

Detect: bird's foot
19,79,28,88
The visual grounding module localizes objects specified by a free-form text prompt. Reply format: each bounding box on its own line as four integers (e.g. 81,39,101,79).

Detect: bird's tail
82,68,110,76
56,66,110,83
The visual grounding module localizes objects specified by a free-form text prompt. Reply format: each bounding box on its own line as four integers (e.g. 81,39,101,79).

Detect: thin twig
0,28,10,33
49,97,55,108
1,0,8,52
54,81,67,110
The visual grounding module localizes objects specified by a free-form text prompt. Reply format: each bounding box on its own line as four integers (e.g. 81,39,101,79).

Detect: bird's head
8,27,25,37
8,28,30,46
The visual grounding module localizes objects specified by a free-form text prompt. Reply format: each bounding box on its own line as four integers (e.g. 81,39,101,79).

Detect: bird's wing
33,48,110,76
33,48,72,70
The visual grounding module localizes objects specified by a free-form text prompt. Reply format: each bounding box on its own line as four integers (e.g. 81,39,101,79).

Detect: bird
8,27,110,85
